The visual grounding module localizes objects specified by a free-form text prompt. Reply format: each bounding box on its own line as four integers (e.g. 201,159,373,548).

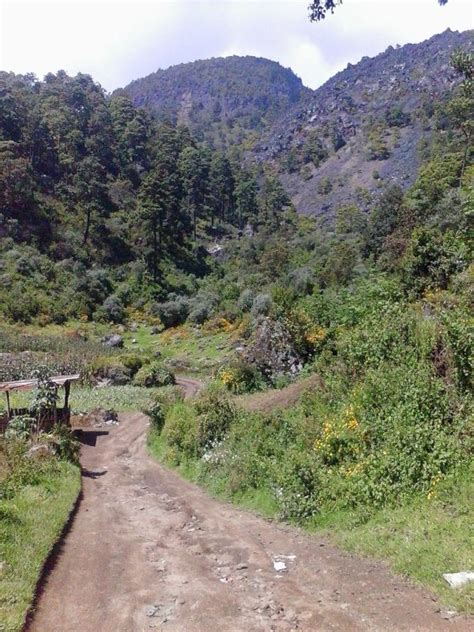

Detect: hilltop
120,56,309,148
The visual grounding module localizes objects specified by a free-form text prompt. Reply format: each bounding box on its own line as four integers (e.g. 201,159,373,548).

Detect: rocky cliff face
254,29,473,216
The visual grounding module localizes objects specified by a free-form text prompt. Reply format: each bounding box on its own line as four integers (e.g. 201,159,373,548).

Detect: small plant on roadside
5,415,36,440
46,424,80,463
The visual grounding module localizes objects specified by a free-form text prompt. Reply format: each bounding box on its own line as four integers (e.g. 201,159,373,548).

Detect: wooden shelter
0,374,80,433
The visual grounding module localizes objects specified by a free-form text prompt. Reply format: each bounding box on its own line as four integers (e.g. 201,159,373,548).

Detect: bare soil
236,376,321,414
27,385,471,631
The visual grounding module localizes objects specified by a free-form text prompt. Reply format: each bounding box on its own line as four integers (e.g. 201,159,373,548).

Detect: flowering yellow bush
161,325,190,343
305,326,327,345
219,368,238,387
203,317,235,333
314,404,363,466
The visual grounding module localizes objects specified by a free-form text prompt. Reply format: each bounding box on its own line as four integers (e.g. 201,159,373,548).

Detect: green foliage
152,297,190,328
47,424,80,463
132,361,175,388
146,401,166,433
0,448,80,631
5,416,36,441
366,125,390,160
317,176,332,195
119,353,145,377
250,293,272,317
88,355,133,385
29,366,59,421
401,228,468,295
161,401,199,462
194,384,238,451
217,360,265,394
237,288,254,312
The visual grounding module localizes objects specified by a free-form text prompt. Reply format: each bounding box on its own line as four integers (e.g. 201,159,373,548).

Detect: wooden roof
0,374,80,393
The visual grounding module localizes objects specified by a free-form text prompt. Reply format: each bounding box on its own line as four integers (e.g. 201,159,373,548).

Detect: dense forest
0,69,295,324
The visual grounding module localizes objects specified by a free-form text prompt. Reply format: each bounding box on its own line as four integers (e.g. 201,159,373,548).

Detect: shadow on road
81,468,107,479
74,429,109,447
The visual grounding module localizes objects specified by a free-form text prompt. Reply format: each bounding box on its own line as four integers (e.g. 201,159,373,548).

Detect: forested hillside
121,56,308,149
0,70,294,324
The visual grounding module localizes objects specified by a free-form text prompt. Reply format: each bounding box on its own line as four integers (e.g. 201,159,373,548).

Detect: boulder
101,334,124,348
26,444,53,460
242,317,302,380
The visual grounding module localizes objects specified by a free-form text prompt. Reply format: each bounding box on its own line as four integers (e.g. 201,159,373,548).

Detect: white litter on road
443,572,474,588
272,554,296,572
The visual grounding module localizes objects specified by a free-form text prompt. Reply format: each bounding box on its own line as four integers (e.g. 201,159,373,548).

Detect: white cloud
0,0,472,91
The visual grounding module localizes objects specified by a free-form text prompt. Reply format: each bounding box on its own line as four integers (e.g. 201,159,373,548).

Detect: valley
0,18,473,632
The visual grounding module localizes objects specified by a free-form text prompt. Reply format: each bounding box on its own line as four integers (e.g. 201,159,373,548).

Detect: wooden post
64,381,70,411
5,391,11,420
53,386,58,427
64,381,71,425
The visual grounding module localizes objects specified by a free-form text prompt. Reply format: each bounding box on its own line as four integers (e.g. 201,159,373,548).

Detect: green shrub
0,437,59,499
5,415,36,440
188,303,211,324
317,177,332,195
96,295,125,323
146,401,166,433
217,361,265,394
194,384,238,451
47,424,80,463
144,385,183,433
88,356,131,385
119,353,145,377
237,288,254,312
162,402,199,462
251,293,272,317
151,298,190,328
275,448,322,520
133,361,176,388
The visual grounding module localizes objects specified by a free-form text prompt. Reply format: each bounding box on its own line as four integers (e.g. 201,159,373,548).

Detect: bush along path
26,411,472,632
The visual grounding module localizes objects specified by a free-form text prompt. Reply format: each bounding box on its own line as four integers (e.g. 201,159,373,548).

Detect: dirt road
28,407,470,631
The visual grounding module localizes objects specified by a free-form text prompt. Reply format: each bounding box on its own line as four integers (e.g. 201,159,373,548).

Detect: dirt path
28,409,470,631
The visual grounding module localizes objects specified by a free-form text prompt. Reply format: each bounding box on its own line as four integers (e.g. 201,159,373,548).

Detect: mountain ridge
122,28,473,215
120,55,309,147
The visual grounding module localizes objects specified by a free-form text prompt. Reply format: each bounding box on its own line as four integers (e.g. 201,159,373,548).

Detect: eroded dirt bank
28,411,471,632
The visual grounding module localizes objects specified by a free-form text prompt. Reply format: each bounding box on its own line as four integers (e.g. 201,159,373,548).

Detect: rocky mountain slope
121,56,309,148
256,28,473,216
122,29,472,217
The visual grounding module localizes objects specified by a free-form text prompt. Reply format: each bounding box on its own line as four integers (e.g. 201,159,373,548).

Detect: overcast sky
0,0,472,92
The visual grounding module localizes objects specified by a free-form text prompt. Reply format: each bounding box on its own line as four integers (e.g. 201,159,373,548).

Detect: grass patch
0,385,160,414
0,461,81,632
312,471,474,613
147,429,201,483
143,325,233,375
148,428,277,517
